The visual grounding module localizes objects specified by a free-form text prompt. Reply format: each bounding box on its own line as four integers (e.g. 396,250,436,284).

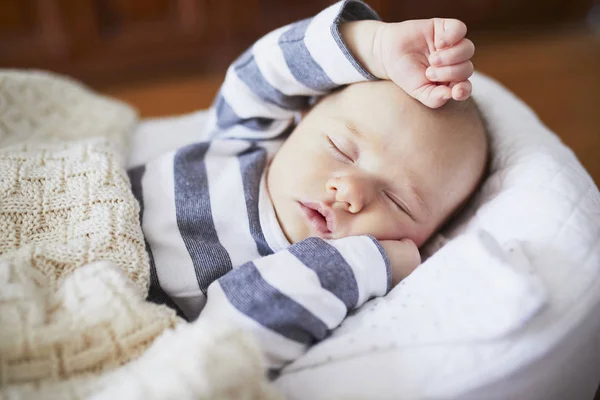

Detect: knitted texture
0,138,149,294
0,70,148,293
0,70,279,399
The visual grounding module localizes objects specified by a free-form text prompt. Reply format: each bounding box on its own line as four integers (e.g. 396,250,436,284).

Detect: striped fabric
131,0,392,368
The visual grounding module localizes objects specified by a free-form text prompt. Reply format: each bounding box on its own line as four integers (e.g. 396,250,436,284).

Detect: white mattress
127,73,600,400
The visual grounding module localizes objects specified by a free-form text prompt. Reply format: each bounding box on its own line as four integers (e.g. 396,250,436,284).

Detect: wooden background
1,0,599,187
0,0,594,81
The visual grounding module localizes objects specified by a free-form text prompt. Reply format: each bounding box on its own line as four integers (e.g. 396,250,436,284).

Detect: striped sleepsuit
129,0,393,369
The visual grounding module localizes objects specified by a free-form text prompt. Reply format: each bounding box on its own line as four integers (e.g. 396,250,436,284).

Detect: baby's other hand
379,239,421,286
378,18,474,108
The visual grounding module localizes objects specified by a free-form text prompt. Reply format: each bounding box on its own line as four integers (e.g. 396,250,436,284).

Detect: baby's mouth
298,201,334,237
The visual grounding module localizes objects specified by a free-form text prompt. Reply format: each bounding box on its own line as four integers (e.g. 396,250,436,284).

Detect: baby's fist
379,239,421,286
378,18,475,108
426,19,474,102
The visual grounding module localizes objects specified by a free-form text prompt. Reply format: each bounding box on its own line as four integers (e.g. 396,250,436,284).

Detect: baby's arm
197,235,412,369
340,18,475,108
206,0,380,140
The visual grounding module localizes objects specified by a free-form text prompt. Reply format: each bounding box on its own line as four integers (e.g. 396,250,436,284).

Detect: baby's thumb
415,84,452,109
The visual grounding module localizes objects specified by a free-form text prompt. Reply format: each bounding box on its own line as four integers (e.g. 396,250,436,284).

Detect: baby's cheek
382,217,426,245
382,223,412,242
350,213,408,241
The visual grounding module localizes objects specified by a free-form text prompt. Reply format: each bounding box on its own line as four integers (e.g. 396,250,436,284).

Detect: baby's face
267,81,487,247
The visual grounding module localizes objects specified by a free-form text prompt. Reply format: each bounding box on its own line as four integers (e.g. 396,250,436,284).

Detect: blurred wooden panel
0,0,35,34
0,0,232,84
96,0,171,30
374,0,594,29
1,0,598,95
231,0,596,41
93,0,201,41
64,0,210,54
257,0,328,31
0,0,69,62
73,0,209,53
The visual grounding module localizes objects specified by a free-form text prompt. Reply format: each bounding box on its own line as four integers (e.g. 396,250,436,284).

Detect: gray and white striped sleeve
198,235,391,369
206,0,380,141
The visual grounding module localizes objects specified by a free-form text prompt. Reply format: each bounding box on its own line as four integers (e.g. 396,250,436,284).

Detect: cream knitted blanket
0,71,279,400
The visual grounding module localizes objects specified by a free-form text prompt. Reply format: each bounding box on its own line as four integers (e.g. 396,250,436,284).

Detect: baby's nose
326,175,373,213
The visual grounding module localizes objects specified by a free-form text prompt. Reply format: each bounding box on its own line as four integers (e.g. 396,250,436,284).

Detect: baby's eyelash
386,192,410,215
327,136,353,163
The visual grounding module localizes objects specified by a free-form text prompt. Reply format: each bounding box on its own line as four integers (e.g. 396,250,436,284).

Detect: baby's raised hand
379,18,474,108
342,18,474,108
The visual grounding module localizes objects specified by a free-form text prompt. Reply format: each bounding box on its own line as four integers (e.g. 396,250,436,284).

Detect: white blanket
129,72,600,400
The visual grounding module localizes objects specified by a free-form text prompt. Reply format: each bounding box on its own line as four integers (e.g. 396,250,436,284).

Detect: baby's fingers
416,84,452,109
429,38,474,67
426,61,473,83
450,80,472,101
433,18,467,50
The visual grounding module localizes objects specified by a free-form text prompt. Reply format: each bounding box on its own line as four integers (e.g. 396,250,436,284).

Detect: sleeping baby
128,0,488,369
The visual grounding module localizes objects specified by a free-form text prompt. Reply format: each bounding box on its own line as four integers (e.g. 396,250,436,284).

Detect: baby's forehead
332,82,480,148
332,82,430,137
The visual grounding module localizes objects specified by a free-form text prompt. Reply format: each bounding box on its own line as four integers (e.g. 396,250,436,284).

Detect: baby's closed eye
326,135,354,163
384,191,415,221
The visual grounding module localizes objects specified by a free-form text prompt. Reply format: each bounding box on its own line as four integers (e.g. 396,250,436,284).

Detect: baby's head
267,80,488,247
